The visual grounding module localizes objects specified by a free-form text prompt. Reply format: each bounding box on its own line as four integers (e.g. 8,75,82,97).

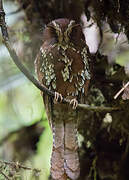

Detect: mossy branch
0,160,41,180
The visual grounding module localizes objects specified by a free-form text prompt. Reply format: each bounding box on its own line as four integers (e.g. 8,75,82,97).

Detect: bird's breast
39,43,91,97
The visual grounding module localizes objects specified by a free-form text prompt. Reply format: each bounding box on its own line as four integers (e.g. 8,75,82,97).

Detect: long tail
51,118,65,179
49,103,80,180
50,104,66,180
43,95,66,180
64,111,80,180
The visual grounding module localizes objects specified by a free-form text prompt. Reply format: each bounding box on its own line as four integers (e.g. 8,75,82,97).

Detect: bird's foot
54,92,63,104
70,98,78,109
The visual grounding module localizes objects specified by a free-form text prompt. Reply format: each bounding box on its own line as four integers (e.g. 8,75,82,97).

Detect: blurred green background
0,1,52,180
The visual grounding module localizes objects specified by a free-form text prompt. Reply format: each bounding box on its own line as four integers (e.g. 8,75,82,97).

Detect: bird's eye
69,27,74,36
66,24,81,39
48,24,61,37
48,26,58,38
67,27,77,39
70,25,84,41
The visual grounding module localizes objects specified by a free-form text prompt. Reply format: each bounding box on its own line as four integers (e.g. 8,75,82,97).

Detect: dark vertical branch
0,0,8,38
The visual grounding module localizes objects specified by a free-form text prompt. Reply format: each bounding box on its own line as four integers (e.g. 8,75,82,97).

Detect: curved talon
70,98,78,109
54,92,63,103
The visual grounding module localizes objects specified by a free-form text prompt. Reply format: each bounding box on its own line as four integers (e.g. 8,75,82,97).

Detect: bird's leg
70,98,78,109
54,92,63,104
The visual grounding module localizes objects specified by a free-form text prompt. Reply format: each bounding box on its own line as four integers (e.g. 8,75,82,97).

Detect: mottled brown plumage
35,18,91,180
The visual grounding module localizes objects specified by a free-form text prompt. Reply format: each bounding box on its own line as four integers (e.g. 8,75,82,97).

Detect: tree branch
0,160,40,172
77,104,120,112
0,171,10,180
114,81,129,99
0,0,120,112
0,160,41,179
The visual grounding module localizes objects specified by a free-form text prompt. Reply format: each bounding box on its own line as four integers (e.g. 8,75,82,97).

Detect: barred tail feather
50,111,66,180
46,101,80,180
64,117,80,180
